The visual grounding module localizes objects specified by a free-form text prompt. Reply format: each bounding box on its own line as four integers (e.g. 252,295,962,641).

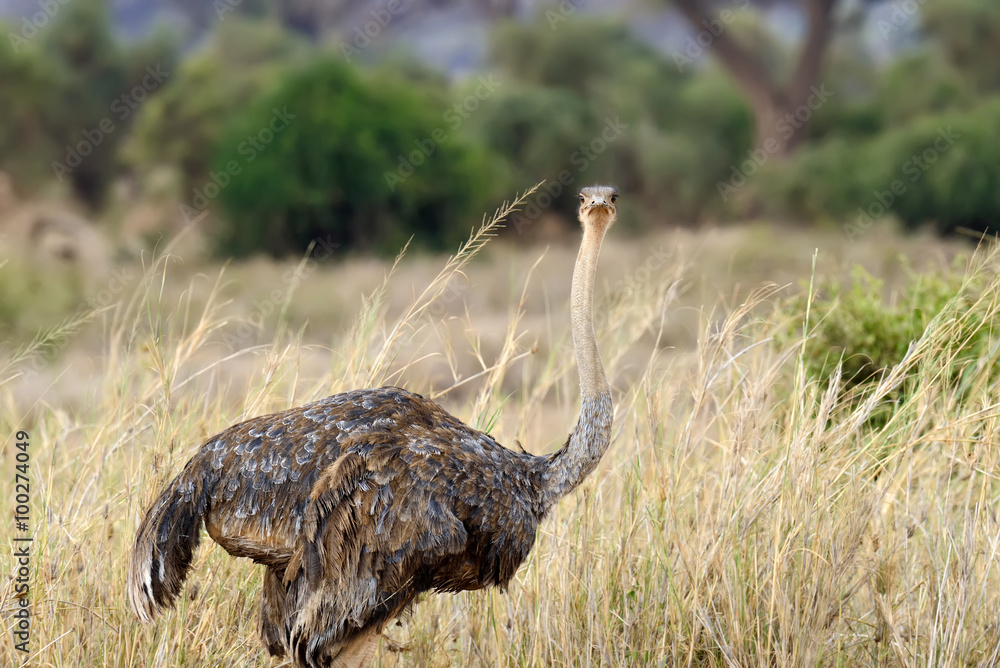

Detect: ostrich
128,185,619,667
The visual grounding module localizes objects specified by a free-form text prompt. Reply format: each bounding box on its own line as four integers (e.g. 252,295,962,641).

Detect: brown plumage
128,185,619,667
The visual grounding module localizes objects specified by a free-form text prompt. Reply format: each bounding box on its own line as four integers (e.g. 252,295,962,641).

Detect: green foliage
790,37,884,145
875,49,975,125
211,60,499,257
0,0,179,205
469,83,599,210
483,18,752,224
6,0,1000,246
41,0,180,205
777,261,999,422
122,17,310,201
669,72,753,219
0,26,60,187
482,19,674,215
923,0,1000,94
491,19,673,98
759,99,1000,235
756,137,875,224
877,101,1000,234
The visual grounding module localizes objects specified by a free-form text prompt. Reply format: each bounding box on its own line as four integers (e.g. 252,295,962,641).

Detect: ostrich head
577,185,618,230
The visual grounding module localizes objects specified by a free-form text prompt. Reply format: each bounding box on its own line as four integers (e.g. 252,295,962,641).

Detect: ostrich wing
200,388,473,569
283,433,473,642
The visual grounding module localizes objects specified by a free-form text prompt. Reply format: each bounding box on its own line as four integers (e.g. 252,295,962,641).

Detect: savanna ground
2,194,999,666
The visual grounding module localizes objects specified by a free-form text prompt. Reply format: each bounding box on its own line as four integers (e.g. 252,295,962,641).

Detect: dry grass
2,192,999,667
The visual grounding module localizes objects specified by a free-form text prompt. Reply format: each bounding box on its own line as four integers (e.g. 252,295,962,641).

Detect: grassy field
2,194,999,667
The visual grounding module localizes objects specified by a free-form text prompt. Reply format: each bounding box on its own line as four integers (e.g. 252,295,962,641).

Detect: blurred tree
0,26,59,187
492,19,679,99
758,99,1000,236
922,0,1000,95
669,0,840,155
211,60,499,257
875,48,974,125
3,0,180,207
471,83,599,210
167,0,520,43
486,18,753,225
794,29,882,143
36,0,128,205
122,16,311,201
647,70,753,220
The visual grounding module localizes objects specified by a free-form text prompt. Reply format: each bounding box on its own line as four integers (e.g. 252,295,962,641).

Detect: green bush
776,261,999,423
759,99,1000,235
210,60,499,257
861,100,1000,235
122,16,310,201
467,83,600,211
0,25,59,188
923,0,1000,95
481,19,684,220
484,17,755,225
491,18,678,99
757,137,882,224
875,49,974,126
673,71,753,219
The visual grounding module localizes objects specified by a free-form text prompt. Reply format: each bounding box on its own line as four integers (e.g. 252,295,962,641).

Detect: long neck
539,223,614,513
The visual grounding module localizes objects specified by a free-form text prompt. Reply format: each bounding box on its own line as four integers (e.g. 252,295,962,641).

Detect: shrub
467,83,600,212
0,26,59,188
922,0,1000,95
672,71,754,220
776,260,999,423
757,137,882,224
875,49,974,126
483,17,755,226
211,60,499,257
759,99,1000,235
122,17,310,201
491,18,678,99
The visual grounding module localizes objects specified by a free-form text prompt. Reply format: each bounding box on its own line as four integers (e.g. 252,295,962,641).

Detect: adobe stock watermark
214,0,254,20
428,275,469,318
430,116,630,315
514,116,629,234
716,84,834,202
180,106,296,225
6,0,71,52
546,0,587,29
383,75,502,191
593,244,671,332
51,65,171,182
875,0,929,40
221,237,339,349
340,0,411,62
429,240,667,324
672,0,751,72
844,126,960,241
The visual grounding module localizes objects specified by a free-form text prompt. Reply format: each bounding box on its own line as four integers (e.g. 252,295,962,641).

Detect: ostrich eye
610,193,618,204
579,195,585,203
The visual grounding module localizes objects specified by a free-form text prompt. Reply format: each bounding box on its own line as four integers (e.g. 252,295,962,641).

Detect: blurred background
2,0,998,251
0,0,997,400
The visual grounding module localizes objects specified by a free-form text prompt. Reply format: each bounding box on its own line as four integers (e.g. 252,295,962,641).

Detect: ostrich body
128,186,619,667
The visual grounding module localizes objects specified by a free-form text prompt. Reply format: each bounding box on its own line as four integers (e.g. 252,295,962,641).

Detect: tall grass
2,197,1000,666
